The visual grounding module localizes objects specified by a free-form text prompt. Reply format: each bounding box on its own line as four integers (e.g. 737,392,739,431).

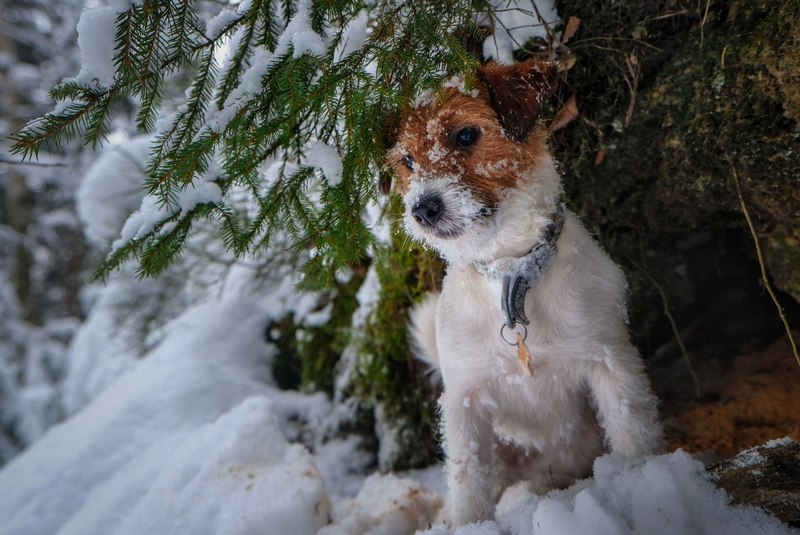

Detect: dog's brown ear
475,60,559,142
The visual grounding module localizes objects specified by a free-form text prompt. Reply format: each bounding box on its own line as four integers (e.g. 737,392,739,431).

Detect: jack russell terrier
387,60,663,527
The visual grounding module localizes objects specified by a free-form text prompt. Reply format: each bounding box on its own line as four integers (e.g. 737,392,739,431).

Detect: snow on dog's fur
388,60,663,527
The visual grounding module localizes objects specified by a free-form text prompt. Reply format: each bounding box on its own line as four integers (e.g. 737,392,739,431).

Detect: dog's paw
440,491,496,528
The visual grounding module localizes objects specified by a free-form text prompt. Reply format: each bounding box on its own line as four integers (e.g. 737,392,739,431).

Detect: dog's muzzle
411,193,444,227
404,177,486,240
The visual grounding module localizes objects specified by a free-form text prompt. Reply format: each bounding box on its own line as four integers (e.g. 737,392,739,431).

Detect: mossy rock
709,439,800,528
553,0,800,356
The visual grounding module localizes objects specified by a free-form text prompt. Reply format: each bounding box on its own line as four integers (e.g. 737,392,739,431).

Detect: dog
387,60,663,527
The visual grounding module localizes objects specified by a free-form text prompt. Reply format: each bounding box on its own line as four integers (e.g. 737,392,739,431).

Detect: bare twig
639,245,702,399
0,157,68,168
648,10,690,22
727,154,800,368
623,53,640,126
528,0,558,47
652,273,702,398
699,0,712,48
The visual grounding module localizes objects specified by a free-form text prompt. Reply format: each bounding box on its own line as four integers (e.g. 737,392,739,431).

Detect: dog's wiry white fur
404,142,663,526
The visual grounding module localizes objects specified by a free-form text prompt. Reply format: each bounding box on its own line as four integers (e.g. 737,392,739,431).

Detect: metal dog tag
501,323,535,376
516,332,534,376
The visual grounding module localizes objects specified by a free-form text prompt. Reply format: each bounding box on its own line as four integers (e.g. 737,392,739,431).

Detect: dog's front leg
439,389,498,526
588,347,664,457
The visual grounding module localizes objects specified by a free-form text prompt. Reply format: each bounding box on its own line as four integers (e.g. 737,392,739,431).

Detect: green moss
270,264,366,395
299,265,366,394
268,198,445,469
354,195,445,470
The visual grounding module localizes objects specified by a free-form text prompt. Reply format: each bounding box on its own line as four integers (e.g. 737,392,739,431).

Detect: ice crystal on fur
412,90,436,109
442,76,479,98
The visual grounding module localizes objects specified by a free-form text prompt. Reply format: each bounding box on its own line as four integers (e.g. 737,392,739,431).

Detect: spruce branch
16,0,485,278
215,16,258,107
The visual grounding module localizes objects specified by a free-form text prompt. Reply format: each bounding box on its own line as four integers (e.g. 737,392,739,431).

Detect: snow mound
72,7,117,88
321,472,442,535
0,297,329,535
482,0,560,65
485,451,793,535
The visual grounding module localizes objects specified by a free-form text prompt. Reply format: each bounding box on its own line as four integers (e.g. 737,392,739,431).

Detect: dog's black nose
411,195,443,227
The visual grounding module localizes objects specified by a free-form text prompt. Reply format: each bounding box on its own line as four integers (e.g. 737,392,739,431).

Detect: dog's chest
437,267,524,375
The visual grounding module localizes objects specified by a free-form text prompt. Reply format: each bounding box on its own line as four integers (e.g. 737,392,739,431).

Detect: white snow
0,274,795,535
334,9,370,63
77,136,152,247
112,173,222,252
4,369,793,535
177,179,223,213
72,7,117,88
485,451,793,535
320,472,442,535
442,76,479,98
206,7,242,40
364,194,391,245
276,0,327,59
0,296,331,535
113,194,168,247
731,448,767,469
482,0,560,65
214,45,275,132
763,436,794,448
4,244,794,534
305,140,344,186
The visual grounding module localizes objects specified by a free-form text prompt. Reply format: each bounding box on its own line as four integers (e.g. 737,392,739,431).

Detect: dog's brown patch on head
389,61,557,204
476,60,559,142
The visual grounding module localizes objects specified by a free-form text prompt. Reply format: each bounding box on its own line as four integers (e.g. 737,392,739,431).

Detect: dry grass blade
727,154,800,368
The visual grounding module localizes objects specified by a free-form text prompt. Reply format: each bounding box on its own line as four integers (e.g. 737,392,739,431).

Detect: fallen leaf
594,150,606,166
550,94,579,132
562,16,582,44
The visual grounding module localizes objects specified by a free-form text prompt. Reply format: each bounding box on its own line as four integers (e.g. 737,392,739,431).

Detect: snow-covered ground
0,278,794,534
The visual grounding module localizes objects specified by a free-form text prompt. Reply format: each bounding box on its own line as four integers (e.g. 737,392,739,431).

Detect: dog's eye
455,127,479,148
403,154,415,170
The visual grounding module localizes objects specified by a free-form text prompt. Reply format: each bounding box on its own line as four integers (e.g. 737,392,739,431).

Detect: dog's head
388,60,560,265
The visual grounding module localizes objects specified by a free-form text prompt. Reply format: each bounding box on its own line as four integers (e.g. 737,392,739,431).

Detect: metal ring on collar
500,323,528,346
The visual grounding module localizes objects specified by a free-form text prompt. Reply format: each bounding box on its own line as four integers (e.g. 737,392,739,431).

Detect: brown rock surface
708,439,800,529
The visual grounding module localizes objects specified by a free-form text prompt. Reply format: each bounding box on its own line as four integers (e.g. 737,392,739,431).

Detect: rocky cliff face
553,0,800,363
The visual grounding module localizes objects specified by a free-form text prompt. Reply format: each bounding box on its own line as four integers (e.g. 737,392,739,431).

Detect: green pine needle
13,0,484,279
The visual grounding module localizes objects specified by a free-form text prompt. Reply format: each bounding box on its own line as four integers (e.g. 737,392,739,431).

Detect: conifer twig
651,275,701,398
0,157,67,167
726,154,800,367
